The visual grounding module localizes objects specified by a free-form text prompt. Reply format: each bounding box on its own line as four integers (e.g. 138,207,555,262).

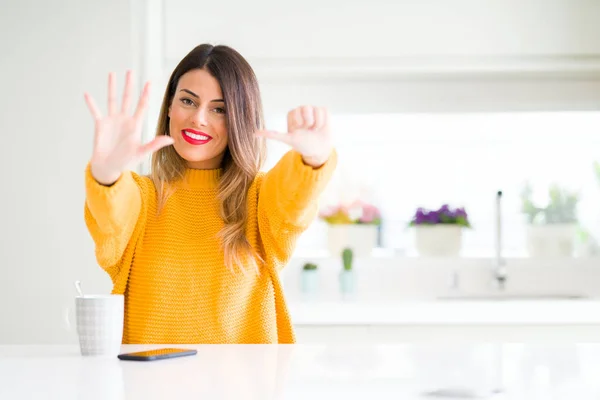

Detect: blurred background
2,0,600,344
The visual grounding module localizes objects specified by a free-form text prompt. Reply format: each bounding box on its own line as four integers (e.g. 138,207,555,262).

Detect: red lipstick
181,129,213,145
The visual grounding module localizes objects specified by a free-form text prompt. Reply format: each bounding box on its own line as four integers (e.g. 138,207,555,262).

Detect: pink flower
319,200,381,225
318,205,339,218
359,203,380,223
343,203,364,221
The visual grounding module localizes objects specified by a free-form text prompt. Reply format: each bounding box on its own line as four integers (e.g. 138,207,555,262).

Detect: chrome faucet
493,190,507,289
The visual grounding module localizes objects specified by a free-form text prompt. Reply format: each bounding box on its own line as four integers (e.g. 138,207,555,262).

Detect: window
264,111,600,257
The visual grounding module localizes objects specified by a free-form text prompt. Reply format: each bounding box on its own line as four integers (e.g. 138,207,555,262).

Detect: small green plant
342,248,353,271
302,262,318,271
593,161,600,186
520,182,579,224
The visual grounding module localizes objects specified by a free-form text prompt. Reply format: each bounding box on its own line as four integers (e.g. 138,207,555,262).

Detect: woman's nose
192,108,208,126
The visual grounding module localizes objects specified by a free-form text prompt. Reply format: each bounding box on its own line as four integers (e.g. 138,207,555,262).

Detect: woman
83,44,337,344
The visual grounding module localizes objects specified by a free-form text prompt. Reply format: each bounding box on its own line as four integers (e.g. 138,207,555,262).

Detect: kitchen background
2,0,600,344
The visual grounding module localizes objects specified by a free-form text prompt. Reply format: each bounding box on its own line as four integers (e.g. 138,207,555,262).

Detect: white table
2,342,600,399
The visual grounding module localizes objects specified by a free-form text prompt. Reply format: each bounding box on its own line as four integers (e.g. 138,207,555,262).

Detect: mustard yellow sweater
84,149,336,344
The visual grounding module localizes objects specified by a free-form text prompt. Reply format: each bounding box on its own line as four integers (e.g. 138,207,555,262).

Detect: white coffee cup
74,294,124,357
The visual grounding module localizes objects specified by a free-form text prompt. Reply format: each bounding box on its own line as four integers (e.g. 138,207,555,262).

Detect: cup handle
63,306,74,332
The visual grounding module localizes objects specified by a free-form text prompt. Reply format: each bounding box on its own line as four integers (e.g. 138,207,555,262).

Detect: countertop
288,299,600,325
2,343,600,399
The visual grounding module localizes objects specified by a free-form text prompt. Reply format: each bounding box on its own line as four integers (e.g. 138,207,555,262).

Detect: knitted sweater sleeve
257,149,337,269
83,163,142,279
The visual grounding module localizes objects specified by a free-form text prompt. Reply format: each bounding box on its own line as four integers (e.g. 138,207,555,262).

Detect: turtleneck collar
175,168,222,189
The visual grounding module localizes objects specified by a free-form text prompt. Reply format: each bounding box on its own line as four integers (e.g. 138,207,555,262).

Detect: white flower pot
339,269,356,293
339,269,357,301
526,223,576,258
301,270,319,294
327,224,377,257
414,225,463,257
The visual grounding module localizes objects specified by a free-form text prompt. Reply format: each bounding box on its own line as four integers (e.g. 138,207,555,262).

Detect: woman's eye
213,107,226,114
181,98,195,106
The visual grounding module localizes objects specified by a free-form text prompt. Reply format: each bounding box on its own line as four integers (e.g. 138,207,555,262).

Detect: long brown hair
150,44,267,273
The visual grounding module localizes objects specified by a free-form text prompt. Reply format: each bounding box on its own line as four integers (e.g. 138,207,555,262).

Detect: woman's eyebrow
180,88,199,98
179,89,223,102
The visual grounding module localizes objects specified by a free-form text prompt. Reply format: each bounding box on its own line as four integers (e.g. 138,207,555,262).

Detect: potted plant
339,248,356,297
409,204,471,257
319,200,381,257
520,182,579,257
300,262,319,295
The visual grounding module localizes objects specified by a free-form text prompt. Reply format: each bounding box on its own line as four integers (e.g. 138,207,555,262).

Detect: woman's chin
174,146,209,161
174,146,224,168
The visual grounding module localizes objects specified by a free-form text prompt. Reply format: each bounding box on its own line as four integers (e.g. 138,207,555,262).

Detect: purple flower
455,207,467,218
410,204,471,227
427,211,440,223
415,208,427,224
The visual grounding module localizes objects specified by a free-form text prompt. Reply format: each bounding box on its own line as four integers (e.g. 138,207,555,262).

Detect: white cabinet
290,298,600,343
163,0,600,76
154,0,600,114
164,0,600,59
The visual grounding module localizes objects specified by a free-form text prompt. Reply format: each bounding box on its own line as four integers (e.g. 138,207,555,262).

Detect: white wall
0,0,136,344
1,0,600,344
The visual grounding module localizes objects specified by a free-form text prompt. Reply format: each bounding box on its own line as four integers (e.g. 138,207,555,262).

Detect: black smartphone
118,348,197,361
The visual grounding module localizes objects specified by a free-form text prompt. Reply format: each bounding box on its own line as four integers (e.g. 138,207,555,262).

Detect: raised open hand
85,71,174,185
255,106,333,168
